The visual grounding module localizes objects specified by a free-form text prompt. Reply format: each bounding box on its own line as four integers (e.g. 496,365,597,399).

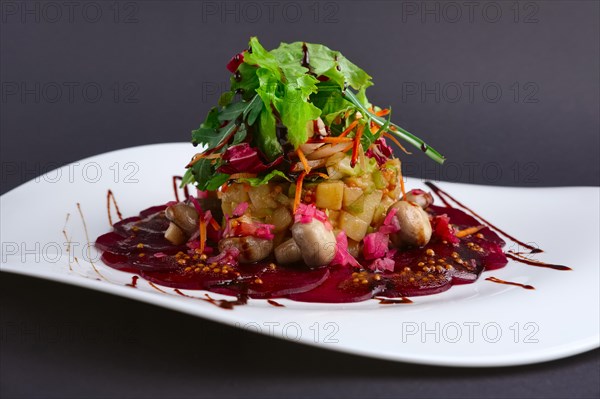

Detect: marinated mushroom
274,238,303,264
402,189,434,209
218,236,273,263
388,201,432,247
165,203,199,235
164,222,187,245
291,219,337,266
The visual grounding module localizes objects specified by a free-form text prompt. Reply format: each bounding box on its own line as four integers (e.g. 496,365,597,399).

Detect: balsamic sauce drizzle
107,189,123,226
425,181,571,271
485,276,535,290
267,299,285,307
172,176,190,203
174,289,248,310
375,297,413,304
425,182,541,254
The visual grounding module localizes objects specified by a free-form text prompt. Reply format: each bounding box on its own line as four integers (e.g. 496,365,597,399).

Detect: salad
96,38,511,304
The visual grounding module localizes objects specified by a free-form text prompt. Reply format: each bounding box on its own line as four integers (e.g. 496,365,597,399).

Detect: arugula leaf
189,158,230,191
218,101,248,122
218,91,234,107
191,107,220,146
256,103,282,160
205,173,230,190
243,94,263,126
236,170,291,186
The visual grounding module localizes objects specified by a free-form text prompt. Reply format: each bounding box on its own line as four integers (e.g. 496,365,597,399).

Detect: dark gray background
1,1,599,398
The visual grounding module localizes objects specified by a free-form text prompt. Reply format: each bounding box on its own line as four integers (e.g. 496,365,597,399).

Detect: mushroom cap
291,219,337,267
389,201,432,247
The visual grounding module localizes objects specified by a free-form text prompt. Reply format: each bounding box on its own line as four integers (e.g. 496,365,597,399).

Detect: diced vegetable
353,190,383,224
248,184,277,209
316,181,344,210
343,186,363,208
339,211,369,241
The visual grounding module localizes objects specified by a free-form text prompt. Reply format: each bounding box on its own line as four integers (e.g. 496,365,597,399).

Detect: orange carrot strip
309,172,329,179
384,133,413,155
297,148,311,173
455,225,485,238
339,119,359,138
209,217,220,231
199,219,207,254
293,172,307,213
350,124,364,167
376,109,390,117
308,137,354,144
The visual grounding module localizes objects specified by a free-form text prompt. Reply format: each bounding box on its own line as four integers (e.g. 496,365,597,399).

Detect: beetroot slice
246,266,330,298
288,266,385,303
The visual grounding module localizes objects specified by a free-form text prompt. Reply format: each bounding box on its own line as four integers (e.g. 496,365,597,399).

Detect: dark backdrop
1,1,599,398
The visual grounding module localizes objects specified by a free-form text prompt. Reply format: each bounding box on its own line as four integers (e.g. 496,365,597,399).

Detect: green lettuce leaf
237,170,291,186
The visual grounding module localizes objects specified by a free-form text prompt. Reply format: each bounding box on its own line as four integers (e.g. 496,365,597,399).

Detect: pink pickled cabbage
233,202,249,217
207,246,240,267
330,231,361,268
369,257,395,273
294,203,332,230
363,232,389,260
218,143,283,174
378,207,401,235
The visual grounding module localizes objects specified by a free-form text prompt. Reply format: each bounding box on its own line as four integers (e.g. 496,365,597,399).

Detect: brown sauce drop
375,297,413,304
301,42,309,68
126,275,139,288
485,276,534,290
267,299,285,307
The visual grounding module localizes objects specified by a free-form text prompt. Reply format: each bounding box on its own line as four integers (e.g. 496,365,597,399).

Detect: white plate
1,143,598,367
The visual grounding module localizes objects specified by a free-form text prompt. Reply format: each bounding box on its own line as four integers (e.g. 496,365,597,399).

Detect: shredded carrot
340,143,354,153
308,136,353,144
376,109,390,117
297,148,311,173
221,182,229,192
456,225,485,238
383,133,413,155
309,172,329,179
339,119,359,138
350,124,364,167
199,219,207,254
209,218,220,231
293,171,307,213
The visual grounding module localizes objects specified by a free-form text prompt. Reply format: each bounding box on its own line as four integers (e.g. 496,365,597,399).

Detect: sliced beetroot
288,266,385,303
247,265,330,298
139,204,168,218
96,201,510,304
382,266,452,297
